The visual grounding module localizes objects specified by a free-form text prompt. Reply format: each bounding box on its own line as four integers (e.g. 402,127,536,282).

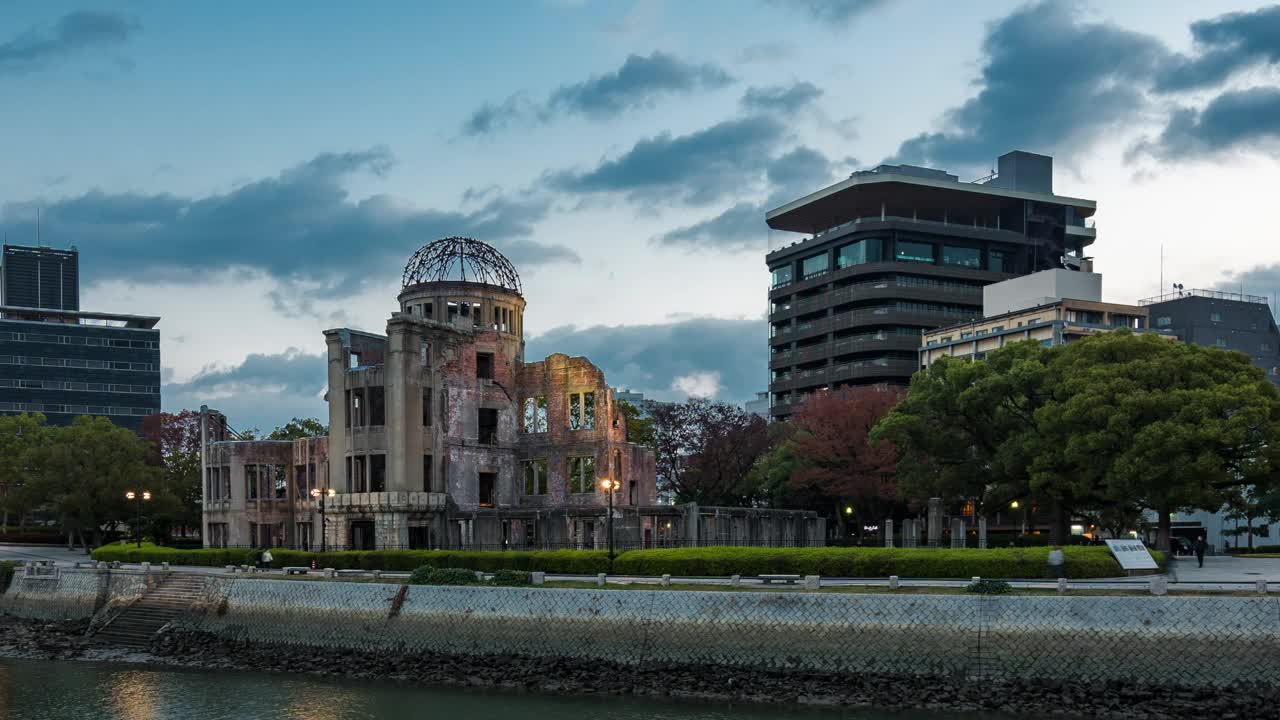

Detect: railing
1139,288,1269,306
779,306,980,343
773,277,982,318
769,214,1022,253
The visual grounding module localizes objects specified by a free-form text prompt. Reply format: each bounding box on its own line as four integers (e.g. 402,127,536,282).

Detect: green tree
34,417,162,549
0,413,48,530
267,417,328,441
616,401,654,447
1040,331,1280,551
872,341,1056,530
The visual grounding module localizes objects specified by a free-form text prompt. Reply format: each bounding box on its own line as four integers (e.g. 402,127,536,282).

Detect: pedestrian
1194,535,1206,568
1048,545,1065,579
260,547,273,569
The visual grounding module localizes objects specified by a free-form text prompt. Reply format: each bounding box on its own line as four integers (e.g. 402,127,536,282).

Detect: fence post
661,574,671,587
927,498,943,548
531,572,545,586
730,574,740,587
978,517,988,550
1057,578,1068,594
951,519,966,549
884,519,894,548
596,573,606,587
1256,579,1268,594
888,575,899,590
1149,576,1167,596
804,575,820,590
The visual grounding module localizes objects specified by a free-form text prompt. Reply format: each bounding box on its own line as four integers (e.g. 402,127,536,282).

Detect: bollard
98,562,109,571
372,570,381,580
323,568,336,579
475,571,485,582
803,575,820,590
888,575,899,590
1149,576,1167,596
141,562,151,573
162,562,170,573
225,565,236,573
1057,578,1068,594
1257,579,1268,594
971,576,980,584
531,571,545,586
596,573,606,587
730,574,741,587
661,574,671,587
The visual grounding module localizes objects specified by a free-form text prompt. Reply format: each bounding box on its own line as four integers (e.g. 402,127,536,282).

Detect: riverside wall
4,570,1280,687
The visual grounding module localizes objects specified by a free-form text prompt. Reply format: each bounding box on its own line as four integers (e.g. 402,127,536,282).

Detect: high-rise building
0,246,160,432
2,244,79,311
1141,289,1280,385
764,150,1097,418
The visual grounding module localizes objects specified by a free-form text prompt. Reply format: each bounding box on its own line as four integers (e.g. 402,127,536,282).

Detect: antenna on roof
36,207,40,245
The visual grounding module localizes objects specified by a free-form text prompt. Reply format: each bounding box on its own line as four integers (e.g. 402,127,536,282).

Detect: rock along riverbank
1,616,1275,720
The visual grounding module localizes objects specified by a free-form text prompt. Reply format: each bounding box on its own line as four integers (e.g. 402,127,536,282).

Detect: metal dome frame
401,236,522,294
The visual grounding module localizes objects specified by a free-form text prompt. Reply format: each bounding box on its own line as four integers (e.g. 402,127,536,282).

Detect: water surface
0,658,999,720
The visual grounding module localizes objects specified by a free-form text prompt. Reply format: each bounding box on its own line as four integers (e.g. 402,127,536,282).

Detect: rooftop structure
766,151,1097,418
2,244,79,311
1141,288,1280,385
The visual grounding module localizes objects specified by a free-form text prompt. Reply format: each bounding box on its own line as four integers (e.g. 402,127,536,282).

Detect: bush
407,564,435,585
90,542,258,567
490,569,532,586
0,561,16,593
264,548,611,574
965,579,1013,594
420,567,482,586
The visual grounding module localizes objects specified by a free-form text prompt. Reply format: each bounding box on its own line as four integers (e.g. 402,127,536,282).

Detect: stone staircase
92,573,208,649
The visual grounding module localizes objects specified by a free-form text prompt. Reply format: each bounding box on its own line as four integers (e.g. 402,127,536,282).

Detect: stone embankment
0,616,1276,720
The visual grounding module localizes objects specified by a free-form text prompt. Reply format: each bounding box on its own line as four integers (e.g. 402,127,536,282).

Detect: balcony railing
772,277,983,318
1139,288,1269,306
769,214,1023,253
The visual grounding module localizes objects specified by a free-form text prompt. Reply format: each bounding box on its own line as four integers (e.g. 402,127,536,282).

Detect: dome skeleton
402,236,522,295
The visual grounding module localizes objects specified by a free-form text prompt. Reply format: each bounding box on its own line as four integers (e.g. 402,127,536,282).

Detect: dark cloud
891,1,1167,173
1214,263,1280,294
740,82,823,112
163,349,327,432
771,0,888,26
547,116,786,205
0,148,578,299
1156,5,1280,92
462,52,733,135
526,317,766,404
656,146,836,252
1130,87,1280,161
0,10,139,75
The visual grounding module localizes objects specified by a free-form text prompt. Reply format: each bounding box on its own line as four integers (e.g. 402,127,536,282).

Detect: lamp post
601,477,618,572
1010,500,1025,538
310,487,336,553
125,490,151,548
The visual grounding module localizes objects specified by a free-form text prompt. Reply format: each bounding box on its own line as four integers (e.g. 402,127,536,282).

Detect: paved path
4,544,1275,591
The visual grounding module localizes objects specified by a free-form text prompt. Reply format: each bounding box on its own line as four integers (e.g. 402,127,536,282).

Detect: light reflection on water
0,658,986,720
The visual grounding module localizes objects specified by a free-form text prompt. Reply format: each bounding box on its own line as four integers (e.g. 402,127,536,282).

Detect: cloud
672,371,721,398
1156,5,1280,92
736,42,794,65
547,115,786,205
163,349,328,431
740,81,823,112
462,52,733,135
1129,87,1280,161
771,0,888,26
0,10,139,75
891,1,1168,173
525,317,766,404
655,146,836,251
0,148,579,301
1213,263,1280,297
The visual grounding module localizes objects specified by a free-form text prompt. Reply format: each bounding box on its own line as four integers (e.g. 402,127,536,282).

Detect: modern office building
1141,289,1280,385
0,305,161,432
2,244,79,311
764,150,1096,418
919,270,1170,367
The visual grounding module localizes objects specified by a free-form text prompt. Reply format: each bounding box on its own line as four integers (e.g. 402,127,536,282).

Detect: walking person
1194,535,1206,569
260,547,273,570
1048,545,1065,579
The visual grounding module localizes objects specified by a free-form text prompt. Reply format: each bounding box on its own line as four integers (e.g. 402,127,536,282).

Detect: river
0,658,1000,720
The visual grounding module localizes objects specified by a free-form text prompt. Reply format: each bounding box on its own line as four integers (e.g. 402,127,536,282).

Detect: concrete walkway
4,543,1275,591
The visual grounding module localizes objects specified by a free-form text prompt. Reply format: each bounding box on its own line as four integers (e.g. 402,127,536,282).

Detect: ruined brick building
201,237,823,550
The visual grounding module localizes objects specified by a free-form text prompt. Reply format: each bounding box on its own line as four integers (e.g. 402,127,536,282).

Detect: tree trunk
1049,499,1068,546
1156,506,1172,553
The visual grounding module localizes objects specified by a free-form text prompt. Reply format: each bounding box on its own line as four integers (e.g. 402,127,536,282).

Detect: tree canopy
267,417,328,441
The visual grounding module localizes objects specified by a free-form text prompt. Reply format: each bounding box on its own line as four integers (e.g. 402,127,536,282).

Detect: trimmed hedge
610,546,1130,579
413,567,481,586
90,543,1139,579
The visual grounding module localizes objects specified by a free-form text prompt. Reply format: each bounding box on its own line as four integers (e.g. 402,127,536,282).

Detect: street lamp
600,477,618,572
125,490,151,548
1010,500,1026,538
310,487,336,553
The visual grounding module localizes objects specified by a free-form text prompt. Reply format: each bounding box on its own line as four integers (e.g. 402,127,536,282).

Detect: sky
3,0,1280,432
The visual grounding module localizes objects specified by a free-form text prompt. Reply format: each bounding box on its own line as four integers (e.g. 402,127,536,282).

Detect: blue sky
3,0,1280,431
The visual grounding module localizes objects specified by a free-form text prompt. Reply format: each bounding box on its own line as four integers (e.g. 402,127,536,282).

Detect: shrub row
406,565,532,587
0,561,16,593
90,544,1134,579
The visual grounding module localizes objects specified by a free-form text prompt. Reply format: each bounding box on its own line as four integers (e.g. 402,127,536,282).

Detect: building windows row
568,455,596,494
0,401,155,416
245,464,288,501
346,454,387,493
0,379,158,394
345,387,386,428
773,241,1013,284
0,331,158,349
801,253,829,279
0,356,157,372
524,454,623,497
206,465,232,501
523,392,597,432
836,238,884,268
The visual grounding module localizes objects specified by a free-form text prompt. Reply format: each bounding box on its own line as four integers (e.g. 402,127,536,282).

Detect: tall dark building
1142,289,1280,385
764,150,1096,418
2,244,79,311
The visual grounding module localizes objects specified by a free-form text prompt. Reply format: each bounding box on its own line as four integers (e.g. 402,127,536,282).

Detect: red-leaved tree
789,386,903,540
